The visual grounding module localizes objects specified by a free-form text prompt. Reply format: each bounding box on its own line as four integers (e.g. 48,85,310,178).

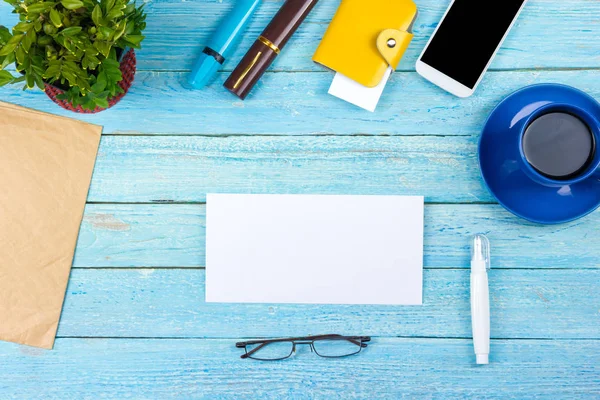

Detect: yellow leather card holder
313,0,418,88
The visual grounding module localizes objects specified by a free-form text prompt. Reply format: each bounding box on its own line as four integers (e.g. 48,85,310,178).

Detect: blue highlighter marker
188,0,262,89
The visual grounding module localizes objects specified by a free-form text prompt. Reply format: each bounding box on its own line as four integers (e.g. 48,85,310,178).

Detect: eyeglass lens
245,341,294,360
312,338,362,358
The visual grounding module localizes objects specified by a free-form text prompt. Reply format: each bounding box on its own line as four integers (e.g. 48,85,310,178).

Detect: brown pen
224,0,319,100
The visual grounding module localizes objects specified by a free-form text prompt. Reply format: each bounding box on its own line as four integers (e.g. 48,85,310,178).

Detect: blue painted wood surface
1,0,599,398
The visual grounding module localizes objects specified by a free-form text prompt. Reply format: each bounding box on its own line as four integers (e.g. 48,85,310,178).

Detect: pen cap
261,0,319,49
471,234,490,271
224,0,319,99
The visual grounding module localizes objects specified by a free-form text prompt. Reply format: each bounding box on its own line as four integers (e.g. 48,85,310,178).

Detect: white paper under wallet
328,66,392,112
206,194,424,305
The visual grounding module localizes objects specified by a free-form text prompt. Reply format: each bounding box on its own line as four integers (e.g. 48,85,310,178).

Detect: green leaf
124,3,135,14
12,21,33,33
0,70,14,86
25,72,34,88
0,33,22,56
44,62,62,80
98,26,114,39
60,0,84,10
0,26,12,44
103,0,115,14
15,46,26,65
61,26,82,37
124,21,135,35
93,40,111,57
91,76,106,92
1,52,15,69
21,29,36,52
123,34,144,47
38,35,53,46
82,53,100,69
26,2,53,13
0,42,16,56
34,72,44,89
95,68,106,85
93,96,108,109
92,5,103,26
15,45,26,65
7,34,24,45
106,6,124,20
11,75,26,84
113,20,126,40
49,9,63,28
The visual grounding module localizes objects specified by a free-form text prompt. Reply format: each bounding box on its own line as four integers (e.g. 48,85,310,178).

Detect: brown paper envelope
0,101,99,126
0,102,102,349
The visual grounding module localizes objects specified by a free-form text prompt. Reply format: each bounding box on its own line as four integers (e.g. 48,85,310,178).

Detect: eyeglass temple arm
348,337,371,347
236,335,369,346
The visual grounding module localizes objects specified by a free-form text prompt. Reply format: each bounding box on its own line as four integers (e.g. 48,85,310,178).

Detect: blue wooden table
1,0,599,398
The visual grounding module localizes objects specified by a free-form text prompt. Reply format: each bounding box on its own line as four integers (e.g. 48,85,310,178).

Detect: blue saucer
479,84,600,224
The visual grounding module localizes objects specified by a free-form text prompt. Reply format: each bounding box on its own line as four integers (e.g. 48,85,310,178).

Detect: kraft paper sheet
0,101,102,349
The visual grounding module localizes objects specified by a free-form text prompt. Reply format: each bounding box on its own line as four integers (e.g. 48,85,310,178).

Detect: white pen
471,234,491,365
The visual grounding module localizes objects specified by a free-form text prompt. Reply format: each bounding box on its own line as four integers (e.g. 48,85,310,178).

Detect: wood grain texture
75,204,600,269
86,135,490,203
71,132,600,204
1,0,599,396
0,338,598,399
55,268,600,339
2,0,598,72
4,70,600,135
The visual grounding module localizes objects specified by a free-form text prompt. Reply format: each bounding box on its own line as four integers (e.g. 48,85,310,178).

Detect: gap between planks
51,336,600,341
84,201,499,205
98,133,475,138
68,266,600,271
132,67,600,73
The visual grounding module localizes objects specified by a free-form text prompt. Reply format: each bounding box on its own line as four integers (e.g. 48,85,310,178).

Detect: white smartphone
416,0,527,97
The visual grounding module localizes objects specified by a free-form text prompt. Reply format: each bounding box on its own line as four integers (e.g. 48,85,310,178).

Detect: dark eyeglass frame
236,334,371,361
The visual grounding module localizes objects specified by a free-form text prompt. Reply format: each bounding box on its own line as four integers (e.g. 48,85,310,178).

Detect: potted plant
0,0,146,113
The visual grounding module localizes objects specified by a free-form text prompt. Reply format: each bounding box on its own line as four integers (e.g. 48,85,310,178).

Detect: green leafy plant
0,0,146,110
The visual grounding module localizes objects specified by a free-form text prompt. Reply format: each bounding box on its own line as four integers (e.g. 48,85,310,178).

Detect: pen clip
233,51,262,90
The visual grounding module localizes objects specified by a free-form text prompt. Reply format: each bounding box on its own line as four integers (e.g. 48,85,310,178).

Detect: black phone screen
420,0,525,89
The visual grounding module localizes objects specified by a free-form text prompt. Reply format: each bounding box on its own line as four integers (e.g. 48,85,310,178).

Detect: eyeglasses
236,334,371,361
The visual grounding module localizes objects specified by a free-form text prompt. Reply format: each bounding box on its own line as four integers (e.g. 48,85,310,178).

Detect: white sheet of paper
328,67,392,112
206,194,424,305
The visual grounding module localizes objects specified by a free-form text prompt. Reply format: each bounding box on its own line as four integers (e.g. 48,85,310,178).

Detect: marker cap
188,50,223,89
471,234,491,271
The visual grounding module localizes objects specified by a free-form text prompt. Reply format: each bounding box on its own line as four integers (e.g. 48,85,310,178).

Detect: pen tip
471,234,491,267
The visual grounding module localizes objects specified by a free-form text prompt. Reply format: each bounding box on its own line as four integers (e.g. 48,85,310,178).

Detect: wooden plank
3,70,600,135
75,204,600,269
55,269,600,339
2,0,598,71
86,135,490,203
77,132,598,203
0,338,597,398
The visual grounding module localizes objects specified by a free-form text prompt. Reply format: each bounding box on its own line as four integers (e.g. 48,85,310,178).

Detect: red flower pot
44,49,137,114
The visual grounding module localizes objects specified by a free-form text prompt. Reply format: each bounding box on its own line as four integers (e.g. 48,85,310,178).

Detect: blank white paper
328,67,392,112
206,194,424,305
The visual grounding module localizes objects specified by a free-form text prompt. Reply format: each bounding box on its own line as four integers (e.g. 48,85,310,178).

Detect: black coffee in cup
522,112,596,180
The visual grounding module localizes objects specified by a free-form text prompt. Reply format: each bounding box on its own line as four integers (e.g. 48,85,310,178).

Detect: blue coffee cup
479,84,600,224
516,103,600,187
